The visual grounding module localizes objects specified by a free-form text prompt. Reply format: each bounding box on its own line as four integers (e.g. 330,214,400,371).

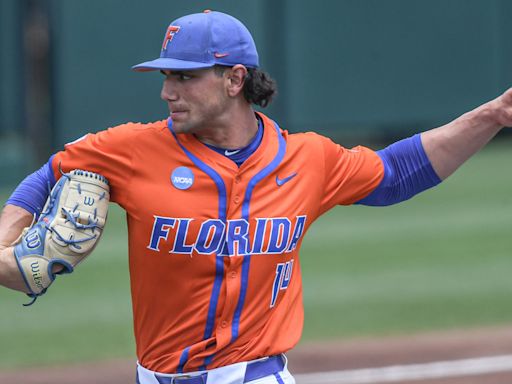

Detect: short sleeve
318,135,384,214
51,123,142,205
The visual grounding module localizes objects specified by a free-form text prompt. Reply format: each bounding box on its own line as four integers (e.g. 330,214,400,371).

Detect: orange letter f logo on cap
162,26,180,50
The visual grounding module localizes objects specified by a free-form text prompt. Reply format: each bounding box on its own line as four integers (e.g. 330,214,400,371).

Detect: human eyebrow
159,70,194,80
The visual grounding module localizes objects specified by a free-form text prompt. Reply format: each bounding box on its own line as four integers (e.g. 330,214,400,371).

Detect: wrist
0,247,29,292
481,92,512,129
464,101,504,133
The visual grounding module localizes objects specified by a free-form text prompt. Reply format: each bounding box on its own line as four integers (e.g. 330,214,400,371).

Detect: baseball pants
136,354,295,384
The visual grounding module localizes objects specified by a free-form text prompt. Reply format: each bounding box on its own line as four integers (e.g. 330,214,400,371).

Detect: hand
0,206,63,294
489,87,512,128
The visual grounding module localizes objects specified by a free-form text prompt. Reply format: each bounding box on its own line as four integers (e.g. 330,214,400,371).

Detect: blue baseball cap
132,10,259,71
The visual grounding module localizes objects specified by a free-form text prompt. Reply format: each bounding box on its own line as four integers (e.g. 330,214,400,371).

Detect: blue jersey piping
168,119,227,372
231,121,287,342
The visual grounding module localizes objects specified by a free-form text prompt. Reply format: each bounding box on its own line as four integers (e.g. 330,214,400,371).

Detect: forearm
0,162,59,293
0,205,34,292
421,94,507,180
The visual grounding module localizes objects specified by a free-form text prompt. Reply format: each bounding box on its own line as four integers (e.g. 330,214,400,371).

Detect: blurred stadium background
1,0,511,380
2,0,512,181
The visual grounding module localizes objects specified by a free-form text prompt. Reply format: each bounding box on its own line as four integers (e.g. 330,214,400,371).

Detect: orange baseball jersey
51,112,384,373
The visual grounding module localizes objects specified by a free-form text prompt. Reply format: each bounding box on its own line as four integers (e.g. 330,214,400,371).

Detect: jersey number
270,259,294,308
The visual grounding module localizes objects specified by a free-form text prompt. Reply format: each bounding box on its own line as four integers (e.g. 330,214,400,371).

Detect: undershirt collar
203,116,264,167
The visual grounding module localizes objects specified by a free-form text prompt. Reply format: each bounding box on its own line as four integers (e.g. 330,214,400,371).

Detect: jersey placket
209,124,287,368
209,171,245,360
170,115,286,371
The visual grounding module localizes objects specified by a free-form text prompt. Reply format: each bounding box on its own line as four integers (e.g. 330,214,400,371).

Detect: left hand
488,87,512,128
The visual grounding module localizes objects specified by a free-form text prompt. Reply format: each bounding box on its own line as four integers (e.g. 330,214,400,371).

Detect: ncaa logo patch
171,167,194,190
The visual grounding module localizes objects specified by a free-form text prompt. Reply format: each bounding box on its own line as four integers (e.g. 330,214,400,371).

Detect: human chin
169,120,187,133
169,112,191,132
171,118,200,134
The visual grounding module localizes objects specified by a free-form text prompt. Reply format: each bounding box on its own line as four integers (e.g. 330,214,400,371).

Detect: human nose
160,77,178,102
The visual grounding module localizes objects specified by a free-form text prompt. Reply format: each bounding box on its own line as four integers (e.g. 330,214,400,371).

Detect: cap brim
132,57,215,72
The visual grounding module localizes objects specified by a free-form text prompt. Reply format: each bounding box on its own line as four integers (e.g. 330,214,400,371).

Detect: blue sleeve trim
5,158,57,218
357,134,442,206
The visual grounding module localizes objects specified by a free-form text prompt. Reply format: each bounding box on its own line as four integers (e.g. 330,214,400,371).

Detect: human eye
177,73,192,81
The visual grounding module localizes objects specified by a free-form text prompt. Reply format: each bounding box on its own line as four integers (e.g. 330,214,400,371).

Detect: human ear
226,64,248,97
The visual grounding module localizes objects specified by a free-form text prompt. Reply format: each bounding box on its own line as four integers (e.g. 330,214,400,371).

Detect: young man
0,10,510,384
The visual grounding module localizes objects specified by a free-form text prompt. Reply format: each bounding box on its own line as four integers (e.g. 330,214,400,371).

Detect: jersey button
230,271,237,279
221,321,228,328
234,195,240,203
235,176,241,184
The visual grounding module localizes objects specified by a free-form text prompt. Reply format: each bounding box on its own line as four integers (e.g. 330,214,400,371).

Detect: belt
151,355,285,384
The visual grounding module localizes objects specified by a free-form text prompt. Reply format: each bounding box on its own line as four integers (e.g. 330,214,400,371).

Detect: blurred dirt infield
3,325,512,384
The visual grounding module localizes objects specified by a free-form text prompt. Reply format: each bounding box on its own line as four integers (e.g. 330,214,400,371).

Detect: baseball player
0,9,511,384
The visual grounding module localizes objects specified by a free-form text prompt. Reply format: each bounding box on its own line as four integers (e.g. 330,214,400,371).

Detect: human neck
195,108,259,150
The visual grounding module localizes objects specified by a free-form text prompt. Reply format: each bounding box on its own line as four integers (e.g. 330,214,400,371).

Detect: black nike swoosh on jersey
276,172,298,186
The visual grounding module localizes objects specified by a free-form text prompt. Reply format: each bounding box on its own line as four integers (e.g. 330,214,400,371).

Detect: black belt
150,355,285,384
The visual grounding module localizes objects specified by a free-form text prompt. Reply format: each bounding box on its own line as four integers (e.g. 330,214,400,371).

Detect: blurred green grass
301,141,512,339
0,142,511,368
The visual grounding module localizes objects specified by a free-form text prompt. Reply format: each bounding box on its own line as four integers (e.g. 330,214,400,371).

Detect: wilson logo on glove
25,231,42,249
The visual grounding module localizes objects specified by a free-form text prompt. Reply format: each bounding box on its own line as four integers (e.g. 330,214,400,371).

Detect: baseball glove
13,169,110,305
